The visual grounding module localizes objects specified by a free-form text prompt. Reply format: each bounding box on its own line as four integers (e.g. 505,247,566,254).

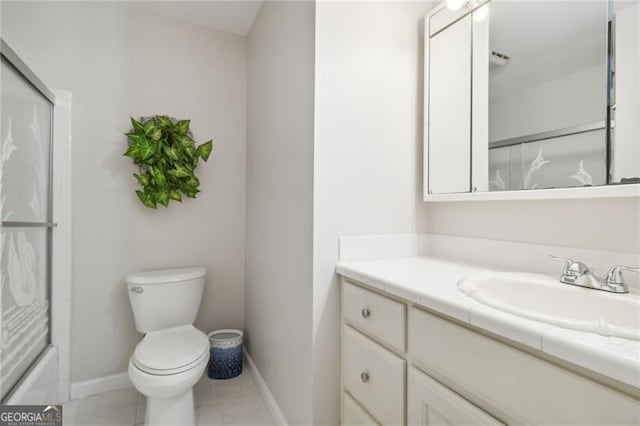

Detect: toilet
126,267,209,426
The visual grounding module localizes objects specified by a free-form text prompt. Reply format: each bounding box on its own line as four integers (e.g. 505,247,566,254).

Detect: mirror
487,1,608,191
425,0,640,196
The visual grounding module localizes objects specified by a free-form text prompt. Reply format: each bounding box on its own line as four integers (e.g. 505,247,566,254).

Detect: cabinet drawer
343,281,406,352
344,326,405,425
409,307,640,425
408,366,504,426
343,392,379,425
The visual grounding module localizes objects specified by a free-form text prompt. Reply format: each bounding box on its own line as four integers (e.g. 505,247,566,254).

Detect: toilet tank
126,267,206,333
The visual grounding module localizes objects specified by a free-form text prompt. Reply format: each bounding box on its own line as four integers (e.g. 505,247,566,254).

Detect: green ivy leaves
124,116,214,209
197,141,213,161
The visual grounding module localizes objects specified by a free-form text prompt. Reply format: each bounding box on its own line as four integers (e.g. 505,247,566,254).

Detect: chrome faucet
549,255,638,294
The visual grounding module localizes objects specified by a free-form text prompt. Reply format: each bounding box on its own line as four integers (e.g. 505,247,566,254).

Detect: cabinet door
408,367,504,426
612,3,640,182
427,15,472,194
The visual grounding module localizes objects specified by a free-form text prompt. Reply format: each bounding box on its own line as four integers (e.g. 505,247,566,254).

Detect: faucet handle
549,255,590,276
605,265,640,286
548,255,573,272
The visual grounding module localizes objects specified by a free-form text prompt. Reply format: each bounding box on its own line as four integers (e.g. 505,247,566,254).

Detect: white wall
490,64,606,142
245,2,315,424
424,197,640,254
313,1,434,423
1,2,247,383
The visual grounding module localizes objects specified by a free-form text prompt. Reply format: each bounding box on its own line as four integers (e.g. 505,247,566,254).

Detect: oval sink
457,272,640,340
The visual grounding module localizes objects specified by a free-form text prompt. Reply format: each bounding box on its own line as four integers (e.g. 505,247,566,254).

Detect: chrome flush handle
129,286,144,294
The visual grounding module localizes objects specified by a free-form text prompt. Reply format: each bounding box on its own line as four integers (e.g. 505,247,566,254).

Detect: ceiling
489,1,608,98
132,1,263,36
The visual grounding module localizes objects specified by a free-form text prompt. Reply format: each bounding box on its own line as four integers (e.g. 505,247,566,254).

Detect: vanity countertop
336,256,640,391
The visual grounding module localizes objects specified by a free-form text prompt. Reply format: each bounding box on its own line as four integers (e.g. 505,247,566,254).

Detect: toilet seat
133,324,209,376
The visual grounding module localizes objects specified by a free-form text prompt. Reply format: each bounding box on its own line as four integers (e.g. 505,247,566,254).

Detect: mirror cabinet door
427,15,472,194
611,2,640,184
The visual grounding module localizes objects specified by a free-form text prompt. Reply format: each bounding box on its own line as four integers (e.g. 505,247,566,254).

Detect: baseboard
70,372,132,400
243,349,288,426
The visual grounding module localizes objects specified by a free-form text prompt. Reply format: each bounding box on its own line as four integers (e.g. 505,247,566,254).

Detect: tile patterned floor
63,370,275,425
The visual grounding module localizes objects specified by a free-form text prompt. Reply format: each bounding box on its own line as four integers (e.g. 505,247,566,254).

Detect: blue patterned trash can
207,329,243,379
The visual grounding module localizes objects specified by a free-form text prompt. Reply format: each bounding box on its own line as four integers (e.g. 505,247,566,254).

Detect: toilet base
145,389,195,426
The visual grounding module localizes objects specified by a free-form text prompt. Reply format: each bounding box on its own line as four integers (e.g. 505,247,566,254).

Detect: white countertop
336,256,640,390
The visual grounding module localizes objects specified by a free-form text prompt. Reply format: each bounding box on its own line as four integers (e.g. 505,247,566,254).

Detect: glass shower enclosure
0,39,55,401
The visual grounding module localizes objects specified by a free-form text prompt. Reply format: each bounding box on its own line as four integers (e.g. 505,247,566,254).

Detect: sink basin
457,272,640,341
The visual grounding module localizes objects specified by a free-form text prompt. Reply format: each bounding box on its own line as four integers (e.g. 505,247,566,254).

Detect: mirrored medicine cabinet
424,0,640,200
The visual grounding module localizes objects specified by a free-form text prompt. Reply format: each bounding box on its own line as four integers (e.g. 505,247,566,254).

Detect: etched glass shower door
0,47,54,401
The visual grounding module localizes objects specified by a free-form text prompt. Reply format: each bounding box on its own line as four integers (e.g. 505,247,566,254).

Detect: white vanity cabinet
340,279,640,425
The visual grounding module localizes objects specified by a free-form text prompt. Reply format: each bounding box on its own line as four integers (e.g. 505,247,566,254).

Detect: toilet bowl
126,267,208,425
128,325,209,424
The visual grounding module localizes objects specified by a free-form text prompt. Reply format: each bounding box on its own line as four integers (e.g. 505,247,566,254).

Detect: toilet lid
134,325,209,375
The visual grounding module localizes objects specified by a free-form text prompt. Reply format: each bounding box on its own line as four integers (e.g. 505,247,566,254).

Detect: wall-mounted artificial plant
123,116,213,209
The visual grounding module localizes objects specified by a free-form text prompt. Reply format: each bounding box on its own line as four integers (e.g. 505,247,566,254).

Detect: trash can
207,329,243,379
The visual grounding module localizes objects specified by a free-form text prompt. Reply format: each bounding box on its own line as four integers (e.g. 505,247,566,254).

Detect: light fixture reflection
473,4,489,21
446,0,466,11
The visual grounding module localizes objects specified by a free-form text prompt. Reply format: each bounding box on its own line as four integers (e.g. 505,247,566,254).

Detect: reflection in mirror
487,1,609,191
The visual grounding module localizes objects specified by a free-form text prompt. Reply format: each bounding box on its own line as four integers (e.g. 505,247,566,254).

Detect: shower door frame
1,39,72,405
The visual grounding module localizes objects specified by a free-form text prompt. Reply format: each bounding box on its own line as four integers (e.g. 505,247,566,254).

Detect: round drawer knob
360,371,370,383
361,308,370,319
